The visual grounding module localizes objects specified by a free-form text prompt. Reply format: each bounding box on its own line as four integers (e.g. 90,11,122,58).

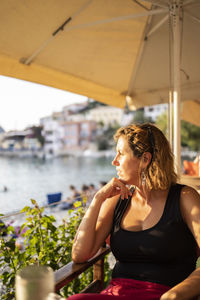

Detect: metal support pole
171,1,181,175
198,154,200,177
168,90,173,147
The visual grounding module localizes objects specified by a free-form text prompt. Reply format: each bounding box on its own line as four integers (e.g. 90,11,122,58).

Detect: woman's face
112,135,141,185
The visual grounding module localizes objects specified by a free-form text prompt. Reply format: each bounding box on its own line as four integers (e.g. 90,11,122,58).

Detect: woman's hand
95,177,132,201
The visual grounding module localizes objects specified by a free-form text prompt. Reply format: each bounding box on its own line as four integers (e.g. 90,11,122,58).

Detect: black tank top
110,184,197,287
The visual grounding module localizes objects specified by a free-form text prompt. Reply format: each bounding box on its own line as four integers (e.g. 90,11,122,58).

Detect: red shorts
67,277,171,300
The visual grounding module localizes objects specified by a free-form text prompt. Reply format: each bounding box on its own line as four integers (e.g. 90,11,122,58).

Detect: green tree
96,138,110,150
82,99,107,113
132,108,153,124
156,112,200,151
96,123,120,150
31,126,45,147
181,120,200,151
156,111,168,135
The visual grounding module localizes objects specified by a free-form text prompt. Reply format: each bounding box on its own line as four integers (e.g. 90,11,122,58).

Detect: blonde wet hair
114,123,178,190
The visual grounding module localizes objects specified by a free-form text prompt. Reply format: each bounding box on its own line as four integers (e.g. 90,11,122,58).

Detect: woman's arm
72,177,132,263
160,186,200,300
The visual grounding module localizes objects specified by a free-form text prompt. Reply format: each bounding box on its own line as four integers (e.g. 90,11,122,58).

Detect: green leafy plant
0,200,111,299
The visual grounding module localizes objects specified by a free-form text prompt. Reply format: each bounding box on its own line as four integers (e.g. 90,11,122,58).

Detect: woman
71,123,200,300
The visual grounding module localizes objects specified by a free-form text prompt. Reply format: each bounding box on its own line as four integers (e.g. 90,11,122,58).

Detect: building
62,120,96,150
40,116,64,155
23,132,42,151
52,111,65,122
62,102,88,119
0,126,4,134
0,129,41,152
87,106,123,127
144,103,168,122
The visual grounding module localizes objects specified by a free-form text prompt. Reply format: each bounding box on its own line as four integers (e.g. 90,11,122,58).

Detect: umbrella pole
171,2,181,176
167,90,173,147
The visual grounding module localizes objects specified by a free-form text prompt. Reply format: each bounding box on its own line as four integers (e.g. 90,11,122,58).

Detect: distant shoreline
0,149,197,159
0,149,116,159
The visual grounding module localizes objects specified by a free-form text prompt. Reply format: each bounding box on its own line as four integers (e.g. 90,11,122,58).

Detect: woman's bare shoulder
181,185,200,202
180,185,200,221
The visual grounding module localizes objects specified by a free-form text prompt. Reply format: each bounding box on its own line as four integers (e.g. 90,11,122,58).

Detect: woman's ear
142,152,152,167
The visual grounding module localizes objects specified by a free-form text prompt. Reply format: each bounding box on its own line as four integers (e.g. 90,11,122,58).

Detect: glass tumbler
15,265,54,300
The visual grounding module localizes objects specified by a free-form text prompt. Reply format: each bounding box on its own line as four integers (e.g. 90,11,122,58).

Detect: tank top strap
112,187,135,233
161,183,185,223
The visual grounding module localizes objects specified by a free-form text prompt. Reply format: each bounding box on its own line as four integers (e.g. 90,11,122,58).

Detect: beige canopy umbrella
0,0,200,171
182,100,200,128
0,0,151,108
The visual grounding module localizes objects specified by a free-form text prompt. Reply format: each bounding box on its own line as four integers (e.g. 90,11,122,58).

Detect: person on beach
81,184,90,206
70,123,200,300
99,181,107,188
64,185,81,204
61,185,82,210
68,185,82,203
3,186,8,192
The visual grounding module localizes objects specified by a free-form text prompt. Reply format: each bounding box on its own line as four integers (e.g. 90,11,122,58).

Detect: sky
0,75,87,132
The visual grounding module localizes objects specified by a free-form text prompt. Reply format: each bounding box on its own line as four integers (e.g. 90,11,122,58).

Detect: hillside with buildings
0,100,168,158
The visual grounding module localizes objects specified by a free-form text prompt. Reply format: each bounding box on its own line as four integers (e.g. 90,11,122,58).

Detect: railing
0,200,67,221
54,246,111,293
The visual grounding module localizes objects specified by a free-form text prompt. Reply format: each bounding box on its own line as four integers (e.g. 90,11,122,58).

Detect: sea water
0,155,116,215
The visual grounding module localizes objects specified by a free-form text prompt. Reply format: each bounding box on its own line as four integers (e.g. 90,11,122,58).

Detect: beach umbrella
182,100,200,128
0,0,200,172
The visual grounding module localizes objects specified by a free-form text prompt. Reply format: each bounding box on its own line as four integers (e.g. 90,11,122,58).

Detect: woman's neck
133,186,168,206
